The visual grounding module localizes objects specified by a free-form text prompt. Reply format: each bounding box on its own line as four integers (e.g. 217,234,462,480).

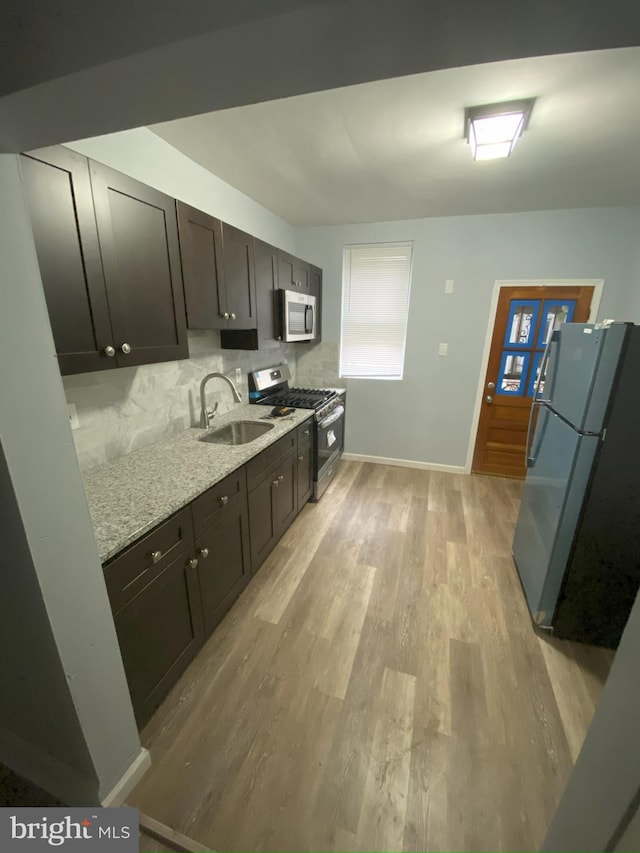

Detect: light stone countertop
82,404,313,564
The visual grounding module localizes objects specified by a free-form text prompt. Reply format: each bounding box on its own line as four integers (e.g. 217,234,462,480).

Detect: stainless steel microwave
277,289,317,342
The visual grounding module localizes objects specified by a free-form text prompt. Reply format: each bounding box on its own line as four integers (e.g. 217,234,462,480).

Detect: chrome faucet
200,372,243,429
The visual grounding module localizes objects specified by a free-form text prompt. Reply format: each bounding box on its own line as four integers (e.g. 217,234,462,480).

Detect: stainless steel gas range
248,364,345,501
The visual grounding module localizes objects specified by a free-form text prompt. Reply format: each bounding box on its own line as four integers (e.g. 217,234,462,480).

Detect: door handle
487,381,495,390
485,395,493,404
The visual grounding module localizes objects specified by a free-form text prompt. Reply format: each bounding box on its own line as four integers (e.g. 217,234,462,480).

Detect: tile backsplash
64,332,297,471
295,341,345,390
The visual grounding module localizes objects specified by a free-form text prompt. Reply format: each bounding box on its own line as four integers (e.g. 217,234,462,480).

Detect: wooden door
296,422,313,510
472,285,594,478
113,551,204,727
221,223,256,329
273,449,298,534
89,161,188,367
176,201,226,330
20,147,115,375
195,501,251,638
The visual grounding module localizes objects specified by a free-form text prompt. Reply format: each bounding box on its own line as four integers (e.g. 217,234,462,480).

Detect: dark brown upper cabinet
21,147,188,374
177,204,257,333
90,162,188,368
221,223,257,328
278,250,310,293
309,263,322,340
176,201,226,330
220,238,279,351
20,147,114,375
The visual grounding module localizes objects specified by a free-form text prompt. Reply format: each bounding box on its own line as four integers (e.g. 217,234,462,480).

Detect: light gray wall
296,206,639,467
624,209,640,322
542,589,640,851
67,128,297,251
0,155,142,803
3,1,640,153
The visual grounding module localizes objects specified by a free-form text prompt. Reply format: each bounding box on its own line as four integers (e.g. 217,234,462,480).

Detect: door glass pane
527,351,545,398
503,300,540,348
537,299,576,348
497,350,530,396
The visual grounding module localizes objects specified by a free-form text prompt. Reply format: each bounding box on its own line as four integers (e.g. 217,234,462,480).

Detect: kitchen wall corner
294,340,344,390
64,332,296,471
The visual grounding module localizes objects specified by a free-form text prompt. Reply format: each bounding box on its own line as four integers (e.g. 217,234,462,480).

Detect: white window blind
340,242,413,379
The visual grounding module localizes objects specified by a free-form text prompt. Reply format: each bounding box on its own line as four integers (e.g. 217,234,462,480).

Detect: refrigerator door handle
534,328,560,405
526,401,541,467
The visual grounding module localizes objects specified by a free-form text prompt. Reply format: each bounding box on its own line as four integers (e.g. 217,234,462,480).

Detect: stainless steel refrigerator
512,321,640,648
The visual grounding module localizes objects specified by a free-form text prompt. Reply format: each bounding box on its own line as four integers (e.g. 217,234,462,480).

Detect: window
340,242,413,379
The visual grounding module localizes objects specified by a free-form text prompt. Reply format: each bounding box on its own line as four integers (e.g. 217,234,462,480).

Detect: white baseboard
101,748,151,807
341,452,467,475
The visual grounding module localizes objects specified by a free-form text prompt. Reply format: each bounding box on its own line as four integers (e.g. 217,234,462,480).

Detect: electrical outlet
235,367,242,384
438,342,448,357
67,403,80,430
444,279,455,294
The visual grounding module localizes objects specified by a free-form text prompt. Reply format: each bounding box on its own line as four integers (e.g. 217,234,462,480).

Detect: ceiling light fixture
464,99,535,161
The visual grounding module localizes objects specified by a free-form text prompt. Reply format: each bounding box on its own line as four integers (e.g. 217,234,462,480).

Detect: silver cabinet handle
487,381,495,390
186,557,198,569
298,455,304,462
150,550,162,563
303,429,310,436
104,345,116,357
219,495,229,505
120,343,131,354
272,479,280,487
230,312,236,320
278,474,284,482
223,312,230,319
485,395,493,404
198,547,209,559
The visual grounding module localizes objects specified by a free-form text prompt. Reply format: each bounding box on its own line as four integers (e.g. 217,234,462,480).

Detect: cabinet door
254,239,279,346
222,224,256,329
177,201,227,330
278,250,310,292
195,500,251,637
89,162,188,367
20,147,114,375
297,423,314,510
309,263,322,340
113,551,204,727
274,449,298,534
248,476,278,571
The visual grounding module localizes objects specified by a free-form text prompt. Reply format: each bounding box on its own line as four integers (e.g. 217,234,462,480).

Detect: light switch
438,342,448,356
444,279,454,294
67,403,80,430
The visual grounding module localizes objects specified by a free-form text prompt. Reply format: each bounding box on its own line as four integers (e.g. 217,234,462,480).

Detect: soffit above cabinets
151,46,640,226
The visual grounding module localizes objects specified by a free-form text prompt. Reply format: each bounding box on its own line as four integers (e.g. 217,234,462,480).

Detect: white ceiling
151,47,640,226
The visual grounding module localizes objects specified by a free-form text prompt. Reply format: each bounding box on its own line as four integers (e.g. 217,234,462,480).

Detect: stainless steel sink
199,420,274,446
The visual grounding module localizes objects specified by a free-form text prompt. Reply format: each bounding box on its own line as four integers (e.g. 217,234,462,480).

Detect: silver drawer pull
103,345,115,357
186,557,198,570
150,550,163,563
198,547,209,559
298,455,304,462
219,495,229,505
120,342,131,355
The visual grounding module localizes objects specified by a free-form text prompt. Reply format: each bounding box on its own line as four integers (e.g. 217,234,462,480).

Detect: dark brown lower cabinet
248,448,298,570
297,421,313,510
112,550,204,727
195,500,251,637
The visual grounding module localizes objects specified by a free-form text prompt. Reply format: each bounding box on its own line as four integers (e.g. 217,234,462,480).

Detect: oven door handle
318,405,344,429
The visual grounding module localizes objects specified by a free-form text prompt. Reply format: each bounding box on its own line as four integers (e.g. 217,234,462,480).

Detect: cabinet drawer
297,419,313,448
191,467,247,537
104,506,194,613
246,431,297,491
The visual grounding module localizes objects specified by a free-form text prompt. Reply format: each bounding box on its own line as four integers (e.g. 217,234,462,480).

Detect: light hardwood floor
130,462,613,852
